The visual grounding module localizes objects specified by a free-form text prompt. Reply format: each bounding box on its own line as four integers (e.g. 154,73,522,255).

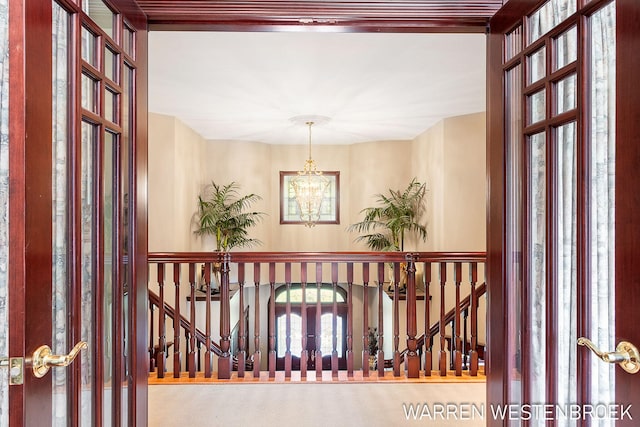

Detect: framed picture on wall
279,171,340,225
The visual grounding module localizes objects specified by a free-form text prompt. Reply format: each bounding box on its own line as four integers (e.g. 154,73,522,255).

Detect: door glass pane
104,87,117,124
528,131,546,423
81,27,97,69
505,64,523,409
81,73,97,113
555,122,577,420
505,25,522,62
320,313,342,355
528,0,577,45
123,25,134,58
80,121,96,427
82,0,114,40
528,47,546,85
103,131,115,427
52,3,70,426
528,90,546,125
556,73,577,115
554,26,577,71
590,2,616,415
275,287,345,303
0,0,9,423
277,314,302,357
104,46,117,83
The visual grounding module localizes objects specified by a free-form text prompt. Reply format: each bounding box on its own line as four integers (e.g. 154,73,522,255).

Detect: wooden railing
148,251,486,379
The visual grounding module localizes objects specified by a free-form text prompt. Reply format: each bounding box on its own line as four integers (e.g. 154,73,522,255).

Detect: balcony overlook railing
147,251,486,380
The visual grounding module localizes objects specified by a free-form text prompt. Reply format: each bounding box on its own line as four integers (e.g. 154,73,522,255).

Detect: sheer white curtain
590,4,616,427
528,131,546,427
52,2,70,426
556,122,577,425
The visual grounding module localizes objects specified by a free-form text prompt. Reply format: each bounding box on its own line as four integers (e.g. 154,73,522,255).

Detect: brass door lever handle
31,341,88,378
578,337,640,374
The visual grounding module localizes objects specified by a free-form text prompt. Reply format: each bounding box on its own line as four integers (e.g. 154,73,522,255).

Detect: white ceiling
148,31,486,145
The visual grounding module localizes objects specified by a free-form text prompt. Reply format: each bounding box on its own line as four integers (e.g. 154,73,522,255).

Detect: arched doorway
273,284,347,371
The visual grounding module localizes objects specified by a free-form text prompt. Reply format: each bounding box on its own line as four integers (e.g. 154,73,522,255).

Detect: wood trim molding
135,0,503,32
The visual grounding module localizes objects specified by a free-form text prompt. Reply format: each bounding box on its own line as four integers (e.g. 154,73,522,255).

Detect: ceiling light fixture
291,119,330,227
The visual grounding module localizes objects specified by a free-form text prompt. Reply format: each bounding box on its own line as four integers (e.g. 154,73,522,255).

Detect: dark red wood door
276,306,347,371
6,0,147,426
488,0,640,425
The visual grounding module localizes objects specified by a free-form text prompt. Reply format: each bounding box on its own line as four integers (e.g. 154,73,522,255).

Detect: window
279,171,339,225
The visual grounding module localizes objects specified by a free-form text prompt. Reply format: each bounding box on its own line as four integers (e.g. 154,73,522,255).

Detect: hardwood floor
149,369,486,385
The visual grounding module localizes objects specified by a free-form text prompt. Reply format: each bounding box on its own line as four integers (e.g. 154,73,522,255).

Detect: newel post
218,252,232,379
406,253,420,378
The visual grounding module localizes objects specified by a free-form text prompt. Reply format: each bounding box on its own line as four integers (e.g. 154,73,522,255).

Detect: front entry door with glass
276,306,347,371
274,284,348,372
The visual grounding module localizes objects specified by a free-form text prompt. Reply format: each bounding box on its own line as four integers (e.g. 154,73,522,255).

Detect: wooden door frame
7,0,148,425
614,0,640,415
8,0,54,424
118,0,149,424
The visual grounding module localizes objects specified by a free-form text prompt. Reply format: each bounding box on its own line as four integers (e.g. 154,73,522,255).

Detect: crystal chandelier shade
291,121,329,227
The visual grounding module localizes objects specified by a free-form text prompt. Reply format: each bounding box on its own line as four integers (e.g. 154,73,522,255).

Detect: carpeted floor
149,382,486,426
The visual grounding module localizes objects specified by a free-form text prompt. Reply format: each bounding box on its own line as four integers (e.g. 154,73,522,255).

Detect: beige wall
148,113,208,252
148,111,486,253
414,112,487,251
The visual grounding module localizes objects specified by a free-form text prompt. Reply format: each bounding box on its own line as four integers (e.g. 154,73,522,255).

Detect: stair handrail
148,289,223,357
386,282,487,366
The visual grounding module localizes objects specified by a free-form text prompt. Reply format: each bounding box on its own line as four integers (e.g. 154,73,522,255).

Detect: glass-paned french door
53,0,138,425
500,0,616,425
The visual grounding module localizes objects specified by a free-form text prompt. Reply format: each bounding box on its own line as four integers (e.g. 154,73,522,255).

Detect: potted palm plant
368,326,379,370
194,181,265,291
348,178,427,289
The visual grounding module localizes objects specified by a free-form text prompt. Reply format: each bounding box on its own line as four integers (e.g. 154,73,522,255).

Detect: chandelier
291,121,330,227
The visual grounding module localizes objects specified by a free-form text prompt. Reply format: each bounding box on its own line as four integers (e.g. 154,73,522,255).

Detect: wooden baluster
377,262,385,377
219,253,232,379
253,263,261,378
157,263,166,378
268,262,276,378
284,263,292,378
405,255,419,378
393,262,400,377
346,262,354,377
149,303,155,372
188,263,196,377
469,262,479,376
204,262,212,378
184,330,190,373
197,341,202,372
173,263,181,378
300,263,308,379
439,262,447,376
454,262,462,376
423,262,432,376
331,262,339,378
238,262,246,378
362,263,370,377
463,307,469,371
196,341,202,372
315,262,323,379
